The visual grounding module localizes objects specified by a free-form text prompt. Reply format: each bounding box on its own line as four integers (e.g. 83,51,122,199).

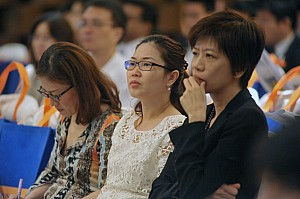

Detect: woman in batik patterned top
23,41,121,199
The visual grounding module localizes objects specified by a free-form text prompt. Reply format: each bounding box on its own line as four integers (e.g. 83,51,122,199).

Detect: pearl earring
167,87,171,91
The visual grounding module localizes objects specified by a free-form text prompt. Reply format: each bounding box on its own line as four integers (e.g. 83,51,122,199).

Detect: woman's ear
167,70,180,87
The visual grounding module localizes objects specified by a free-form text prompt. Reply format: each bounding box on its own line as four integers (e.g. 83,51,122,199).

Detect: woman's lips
194,77,205,85
129,80,141,87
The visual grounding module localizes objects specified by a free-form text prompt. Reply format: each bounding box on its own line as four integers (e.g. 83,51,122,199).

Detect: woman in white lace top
96,34,189,199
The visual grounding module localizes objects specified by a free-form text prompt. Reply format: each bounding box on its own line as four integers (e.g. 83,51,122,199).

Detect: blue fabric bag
265,110,299,135
0,61,22,94
0,119,55,195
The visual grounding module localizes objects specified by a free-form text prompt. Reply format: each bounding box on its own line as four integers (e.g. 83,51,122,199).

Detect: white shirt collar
274,32,295,59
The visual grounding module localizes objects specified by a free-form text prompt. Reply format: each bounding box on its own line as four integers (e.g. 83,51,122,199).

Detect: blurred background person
60,0,89,43
229,0,289,99
118,0,158,60
0,12,74,105
78,0,132,109
295,0,300,37
27,12,75,105
214,0,226,11
256,118,300,199
179,0,215,73
256,0,300,73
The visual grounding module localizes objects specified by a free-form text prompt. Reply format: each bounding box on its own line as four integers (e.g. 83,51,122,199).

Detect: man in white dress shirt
78,0,133,108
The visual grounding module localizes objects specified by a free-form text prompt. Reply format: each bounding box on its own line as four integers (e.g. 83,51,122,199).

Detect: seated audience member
96,34,240,199
257,118,300,199
96,34,188,198
60,0,89,43
27,12,75,105
78,0,132,109
150,11,268,199
179,0,215,72
118,0,158,60
256,0,300,72
9,42,121,199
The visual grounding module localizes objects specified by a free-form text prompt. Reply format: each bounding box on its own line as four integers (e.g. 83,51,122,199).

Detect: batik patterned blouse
27,108,120,199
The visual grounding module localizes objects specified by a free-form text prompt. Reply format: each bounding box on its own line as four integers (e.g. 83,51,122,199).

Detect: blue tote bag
0,119,55,196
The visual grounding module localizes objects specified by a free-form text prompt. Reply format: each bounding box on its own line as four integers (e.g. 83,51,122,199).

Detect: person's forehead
256,9,276,18
83,6,113,19
123,4,143,17
196,37,217,46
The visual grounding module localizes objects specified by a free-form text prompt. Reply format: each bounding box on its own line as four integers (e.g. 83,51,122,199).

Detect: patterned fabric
27,108,120,199
97,111,186,199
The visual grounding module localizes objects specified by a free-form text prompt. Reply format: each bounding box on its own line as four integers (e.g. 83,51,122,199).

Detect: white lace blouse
97,111,186,199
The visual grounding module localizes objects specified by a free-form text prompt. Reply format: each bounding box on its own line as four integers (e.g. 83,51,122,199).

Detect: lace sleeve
157,136,174,176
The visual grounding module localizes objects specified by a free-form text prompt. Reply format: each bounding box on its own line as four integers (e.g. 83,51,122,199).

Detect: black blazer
284,36,300,72
149,89,268,199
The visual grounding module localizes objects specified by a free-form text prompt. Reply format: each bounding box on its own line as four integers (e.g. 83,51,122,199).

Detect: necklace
204,107,215,132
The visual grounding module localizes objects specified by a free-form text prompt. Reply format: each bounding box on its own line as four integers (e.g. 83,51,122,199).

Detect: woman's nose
49,98,58,107
130,65,142,76
192,56,205,72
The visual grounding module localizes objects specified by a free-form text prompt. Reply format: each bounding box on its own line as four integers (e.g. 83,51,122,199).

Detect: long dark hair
37,42,121,125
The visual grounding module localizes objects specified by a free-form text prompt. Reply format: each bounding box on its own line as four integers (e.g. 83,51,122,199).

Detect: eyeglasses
124,60,169,71
37,85,73,102
77,19,112,29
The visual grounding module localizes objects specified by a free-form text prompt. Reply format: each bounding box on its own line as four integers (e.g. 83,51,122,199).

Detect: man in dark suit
256,0,300,72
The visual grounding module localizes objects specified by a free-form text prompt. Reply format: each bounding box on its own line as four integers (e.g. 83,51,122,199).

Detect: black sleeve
170,109,267,199
149,152,180,199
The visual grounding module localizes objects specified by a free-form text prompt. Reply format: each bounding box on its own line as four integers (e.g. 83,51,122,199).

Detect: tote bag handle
37,98,57,127
0,61,30,120
17,98,58,127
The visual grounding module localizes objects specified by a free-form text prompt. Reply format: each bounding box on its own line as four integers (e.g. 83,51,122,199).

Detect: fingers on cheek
183,78,190,87
180,95,185,102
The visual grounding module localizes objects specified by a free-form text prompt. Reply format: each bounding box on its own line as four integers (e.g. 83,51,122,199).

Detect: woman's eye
129,61,135,66
143,62,152,67
206,53,215,58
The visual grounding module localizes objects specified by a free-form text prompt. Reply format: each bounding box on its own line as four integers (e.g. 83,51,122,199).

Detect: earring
167,87,171,91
